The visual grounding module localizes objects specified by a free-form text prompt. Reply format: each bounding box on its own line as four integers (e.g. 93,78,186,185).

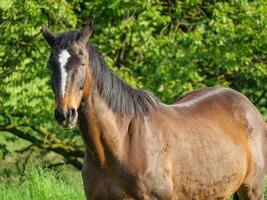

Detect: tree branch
0,125,84,170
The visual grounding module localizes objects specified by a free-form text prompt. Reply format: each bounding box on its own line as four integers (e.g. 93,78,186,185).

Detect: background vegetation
0,0,266,198
0,167,85,200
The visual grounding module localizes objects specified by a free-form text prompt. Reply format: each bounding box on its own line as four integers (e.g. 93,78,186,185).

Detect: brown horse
42,20,267,200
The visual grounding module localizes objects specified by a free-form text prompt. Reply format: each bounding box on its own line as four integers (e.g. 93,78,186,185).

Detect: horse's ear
78,18,93,43
42,26,55,47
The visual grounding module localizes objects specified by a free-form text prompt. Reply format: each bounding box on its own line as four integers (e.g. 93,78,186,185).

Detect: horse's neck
78,90,132,168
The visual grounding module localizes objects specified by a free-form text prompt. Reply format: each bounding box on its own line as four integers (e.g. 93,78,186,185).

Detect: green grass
0,167,85,200
0,167,266,200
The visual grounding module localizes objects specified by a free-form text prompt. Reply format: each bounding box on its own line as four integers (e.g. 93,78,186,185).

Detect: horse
42,20,267,200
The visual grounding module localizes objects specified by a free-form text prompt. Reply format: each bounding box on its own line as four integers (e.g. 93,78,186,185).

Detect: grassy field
0,167,266,200
0,167,85,200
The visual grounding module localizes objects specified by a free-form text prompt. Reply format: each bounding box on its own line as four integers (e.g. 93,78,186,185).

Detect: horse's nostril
55,108,77,127
67,108,77,123
71,108,76,116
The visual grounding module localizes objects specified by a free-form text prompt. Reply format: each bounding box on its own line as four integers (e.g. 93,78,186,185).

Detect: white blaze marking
58,50,71,97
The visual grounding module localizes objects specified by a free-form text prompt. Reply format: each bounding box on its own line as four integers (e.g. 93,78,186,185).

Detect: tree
0,0,266,173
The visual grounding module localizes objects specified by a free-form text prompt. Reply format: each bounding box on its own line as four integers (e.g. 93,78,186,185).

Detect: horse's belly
173,170,244,200
171,131,248,199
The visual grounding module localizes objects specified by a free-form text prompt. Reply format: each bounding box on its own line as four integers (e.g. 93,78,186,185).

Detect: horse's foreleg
233,193,240,200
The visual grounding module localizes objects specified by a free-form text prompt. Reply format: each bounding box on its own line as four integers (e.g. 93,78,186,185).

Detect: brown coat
79,87,267,200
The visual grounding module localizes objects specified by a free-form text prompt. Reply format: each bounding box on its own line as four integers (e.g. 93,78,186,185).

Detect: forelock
54,31,79,49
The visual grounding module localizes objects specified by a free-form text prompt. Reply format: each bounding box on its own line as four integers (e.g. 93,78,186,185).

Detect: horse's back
174,87,266,139
156,87,267,199
173,87,267,149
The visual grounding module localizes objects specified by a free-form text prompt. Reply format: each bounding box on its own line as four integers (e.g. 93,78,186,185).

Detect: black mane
54,31,159,116
88,45,159,116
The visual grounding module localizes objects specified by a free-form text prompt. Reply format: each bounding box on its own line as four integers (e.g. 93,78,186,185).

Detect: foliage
76,0,267,112
0,0,266,172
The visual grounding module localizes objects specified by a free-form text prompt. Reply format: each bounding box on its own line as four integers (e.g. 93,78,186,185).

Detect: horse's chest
83,166,173,200
89,177,129,199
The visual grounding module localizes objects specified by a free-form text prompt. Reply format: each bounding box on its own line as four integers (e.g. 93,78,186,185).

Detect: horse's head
42,20,93,128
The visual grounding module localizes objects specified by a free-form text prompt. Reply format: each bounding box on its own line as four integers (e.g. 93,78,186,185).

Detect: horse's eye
48,59,57,70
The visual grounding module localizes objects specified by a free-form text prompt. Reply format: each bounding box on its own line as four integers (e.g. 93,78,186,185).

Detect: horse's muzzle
54,108,78,129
